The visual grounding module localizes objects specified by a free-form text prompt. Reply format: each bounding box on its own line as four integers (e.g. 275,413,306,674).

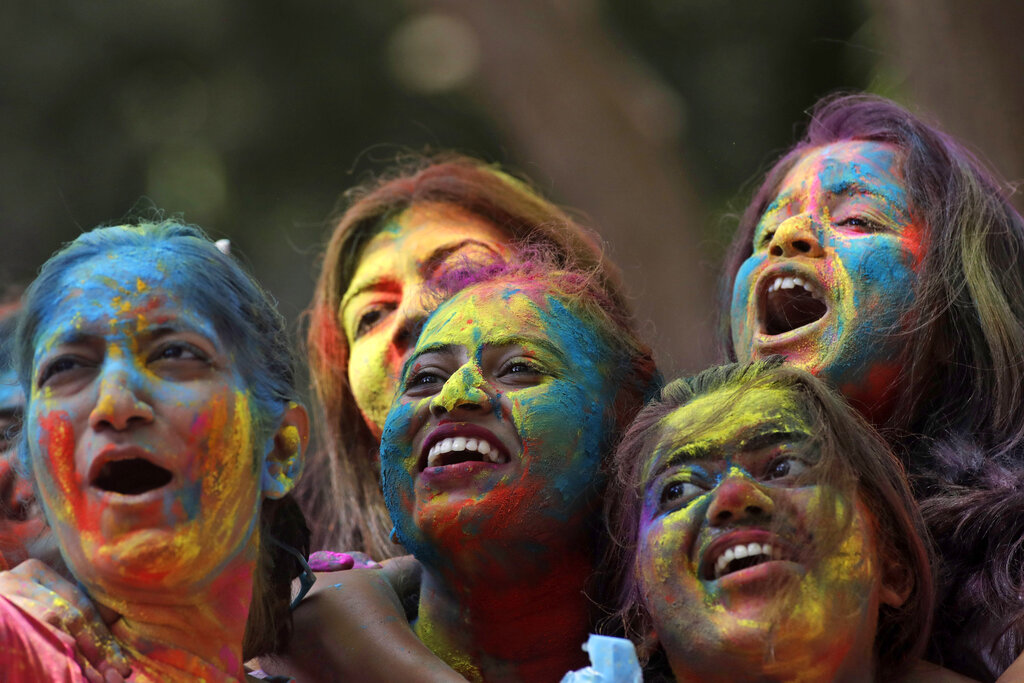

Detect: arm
261,556,463,683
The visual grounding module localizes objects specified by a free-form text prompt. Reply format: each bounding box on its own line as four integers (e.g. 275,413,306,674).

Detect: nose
88,363,154,432
429,365,490,417
389,292,430,363
767,214,825,258
706,468,774,526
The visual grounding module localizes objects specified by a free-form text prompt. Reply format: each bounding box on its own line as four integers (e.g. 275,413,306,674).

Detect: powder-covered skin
731,142,924,412
25,249,270,679
379,281,618,681
339,203,510,437
0,366,43,568
638,386,888,682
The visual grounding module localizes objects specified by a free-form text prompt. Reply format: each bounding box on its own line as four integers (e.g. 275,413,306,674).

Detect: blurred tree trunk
419,0,716,375
872,0,1024,212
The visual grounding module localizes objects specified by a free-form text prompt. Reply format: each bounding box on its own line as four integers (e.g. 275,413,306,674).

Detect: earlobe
261,401,309,500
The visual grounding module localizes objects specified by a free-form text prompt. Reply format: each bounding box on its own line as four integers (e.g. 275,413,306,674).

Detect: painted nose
429,365,490,417
706,468,774,526
88,365,154,431
767,215,825,258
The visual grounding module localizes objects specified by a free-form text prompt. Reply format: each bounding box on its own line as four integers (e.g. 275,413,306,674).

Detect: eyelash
148,341,209,364
354,304,396,339
836,216,884,232
37,356,89,387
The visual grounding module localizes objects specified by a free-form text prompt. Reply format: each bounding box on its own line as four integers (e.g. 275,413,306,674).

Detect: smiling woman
1,221,310,681
377,255,657,682
604,359,942,682
301,155,627,559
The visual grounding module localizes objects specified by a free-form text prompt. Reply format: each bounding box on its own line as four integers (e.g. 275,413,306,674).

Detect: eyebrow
340,239,500,314
760,179,907,220
647,428,808,481
39,323,211,355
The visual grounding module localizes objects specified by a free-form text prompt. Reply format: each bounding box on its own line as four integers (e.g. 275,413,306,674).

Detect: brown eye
355,305,394,339
763,457,809,482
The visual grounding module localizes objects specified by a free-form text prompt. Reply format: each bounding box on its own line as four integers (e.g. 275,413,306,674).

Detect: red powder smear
841,362,901,424
37,412,97,533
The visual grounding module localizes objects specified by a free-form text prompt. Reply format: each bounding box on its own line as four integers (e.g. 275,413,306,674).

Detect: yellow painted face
339,203,510,438
637,385,886,681
27,253,265,599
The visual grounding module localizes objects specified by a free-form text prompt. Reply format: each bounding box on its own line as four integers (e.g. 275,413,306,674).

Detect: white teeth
425,436,504,467
767,275,824,301
712,542,779,579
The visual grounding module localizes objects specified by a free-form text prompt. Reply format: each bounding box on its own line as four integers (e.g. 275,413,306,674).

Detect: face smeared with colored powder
379,281,616,571
26,251,266,595
731,141,925,409
637,385,896,681
340,203,510,438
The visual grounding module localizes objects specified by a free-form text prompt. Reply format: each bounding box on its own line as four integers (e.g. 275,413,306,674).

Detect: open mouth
761,275,827,335
703,540,791,580
91,458,173,496
420,424,511,471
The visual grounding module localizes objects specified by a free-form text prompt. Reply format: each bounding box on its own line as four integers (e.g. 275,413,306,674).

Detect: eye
149,341,208,363
763,456,810,482
0,414,22,453
355,305,395,339
497,358,545,385
757,229,776,248
658,477,706,511
37,356,88,387
402,367,449,396
837,216,884,232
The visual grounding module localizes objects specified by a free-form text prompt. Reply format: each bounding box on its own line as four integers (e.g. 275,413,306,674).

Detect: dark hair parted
301,153,630,557
603,359,934,680
720,93,1024,457
15,221,309,659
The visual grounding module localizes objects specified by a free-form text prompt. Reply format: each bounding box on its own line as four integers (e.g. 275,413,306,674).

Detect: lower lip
755,311,829,350
418,461,506,489
90,483,174,506
711,559,804,591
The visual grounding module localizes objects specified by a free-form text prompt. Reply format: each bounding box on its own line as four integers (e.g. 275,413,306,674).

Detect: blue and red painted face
26,249,268,596
379,280,617,573
730,141,925,413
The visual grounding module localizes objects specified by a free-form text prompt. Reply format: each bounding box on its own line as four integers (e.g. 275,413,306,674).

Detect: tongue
764,288,827,335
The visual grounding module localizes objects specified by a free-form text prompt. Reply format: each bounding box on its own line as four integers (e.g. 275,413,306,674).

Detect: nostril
715,510,732,522
746,505,764,516
794,240,810,253
769,245,783,257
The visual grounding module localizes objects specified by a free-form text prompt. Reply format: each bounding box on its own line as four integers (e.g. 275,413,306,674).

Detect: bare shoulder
900,660,979,683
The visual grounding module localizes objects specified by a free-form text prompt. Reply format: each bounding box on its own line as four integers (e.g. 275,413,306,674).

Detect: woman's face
379,281,616,572
637,385,895,681
730,141,925,410
339,203,510,438
27,252,268,594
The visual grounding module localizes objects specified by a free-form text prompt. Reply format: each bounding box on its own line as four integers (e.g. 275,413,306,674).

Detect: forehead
354,203,509,273
653,385,808,458
779,141,905,196
36,249,217,346
417,281,608,359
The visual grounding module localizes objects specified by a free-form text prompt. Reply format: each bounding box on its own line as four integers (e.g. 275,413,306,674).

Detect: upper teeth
426,437,502,467
767,276,822,299
713,542,782,579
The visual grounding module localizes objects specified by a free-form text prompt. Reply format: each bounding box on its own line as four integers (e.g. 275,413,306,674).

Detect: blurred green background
2,0,1021,375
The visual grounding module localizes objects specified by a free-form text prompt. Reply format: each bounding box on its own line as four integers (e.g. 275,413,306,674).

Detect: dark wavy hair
603,359,934,681
300,153,629,558
15,220,309,659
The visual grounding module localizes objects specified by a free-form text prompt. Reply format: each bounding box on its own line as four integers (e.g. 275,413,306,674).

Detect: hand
0,559,132,682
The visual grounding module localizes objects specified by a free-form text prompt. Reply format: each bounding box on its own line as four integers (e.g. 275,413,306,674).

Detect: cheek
30,409,90,531
731,256,766,347
348,331,403,431
638,516,701,622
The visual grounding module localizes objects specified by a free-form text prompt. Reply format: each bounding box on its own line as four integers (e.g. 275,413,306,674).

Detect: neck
92,534,258,682
414,539,594,683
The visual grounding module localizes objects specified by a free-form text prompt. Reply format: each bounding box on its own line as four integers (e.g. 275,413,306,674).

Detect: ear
879,551,914,608
261,401,309,500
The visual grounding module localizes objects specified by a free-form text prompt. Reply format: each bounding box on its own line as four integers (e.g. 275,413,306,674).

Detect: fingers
0,559,132,677
308,551,355,572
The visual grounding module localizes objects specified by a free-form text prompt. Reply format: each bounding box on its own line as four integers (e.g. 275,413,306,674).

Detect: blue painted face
0,366,24,455
26,248,271,593
379,280,617,570
730,141,925,409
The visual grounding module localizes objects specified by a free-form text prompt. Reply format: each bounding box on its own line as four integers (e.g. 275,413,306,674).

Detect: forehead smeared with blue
16,222,296,430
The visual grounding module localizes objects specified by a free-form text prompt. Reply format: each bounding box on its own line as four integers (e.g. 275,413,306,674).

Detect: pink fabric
0,594,85,682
